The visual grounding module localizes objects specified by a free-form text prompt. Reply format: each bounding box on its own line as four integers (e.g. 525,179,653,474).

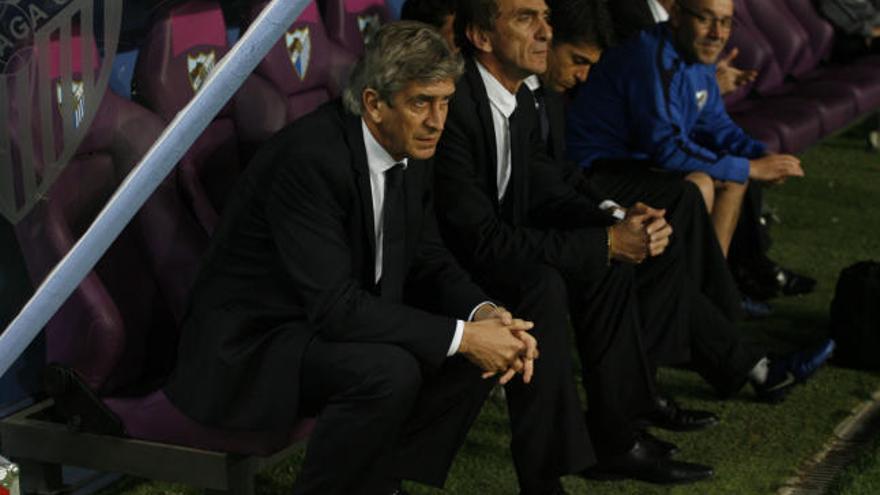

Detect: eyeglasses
679,4,734,31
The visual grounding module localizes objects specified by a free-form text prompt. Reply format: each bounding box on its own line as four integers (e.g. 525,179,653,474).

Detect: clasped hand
459,305,538,385
608,202,672,264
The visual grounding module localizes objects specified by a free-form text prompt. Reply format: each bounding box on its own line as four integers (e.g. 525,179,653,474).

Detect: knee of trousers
681,180,711,214
516,264,571,352
355,345,424,412
519,264,569,306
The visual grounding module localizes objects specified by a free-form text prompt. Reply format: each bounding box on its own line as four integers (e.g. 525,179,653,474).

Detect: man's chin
409,147,437,160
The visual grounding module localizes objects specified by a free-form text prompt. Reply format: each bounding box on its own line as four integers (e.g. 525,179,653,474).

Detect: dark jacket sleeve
265,148,456,369
434,94,612,282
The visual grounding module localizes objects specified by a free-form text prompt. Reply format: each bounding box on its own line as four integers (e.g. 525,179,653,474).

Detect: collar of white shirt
524,74,542,93
361,119,408,174
475,60,518,119
647,0,670,23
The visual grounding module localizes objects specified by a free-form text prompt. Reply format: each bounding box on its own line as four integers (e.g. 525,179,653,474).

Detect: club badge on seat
56,79,85,128
357,13,380,44
285,27,310,81
187,50,216,93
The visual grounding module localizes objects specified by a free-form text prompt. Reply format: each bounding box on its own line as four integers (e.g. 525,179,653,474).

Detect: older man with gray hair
164,21,591,495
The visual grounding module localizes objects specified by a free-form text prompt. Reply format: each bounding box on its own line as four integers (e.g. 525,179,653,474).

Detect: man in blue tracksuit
565,0,804,258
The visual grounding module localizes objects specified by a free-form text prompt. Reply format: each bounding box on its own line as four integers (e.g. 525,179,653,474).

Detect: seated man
164,22,590,495
604,0,815,312
566,0,804,260
400,0,457,50
436,0,834,485
607,0,757,96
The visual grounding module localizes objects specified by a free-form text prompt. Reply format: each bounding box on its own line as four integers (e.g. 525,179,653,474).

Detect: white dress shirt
361,121,490,356
647,0,670,22
476,61,518,201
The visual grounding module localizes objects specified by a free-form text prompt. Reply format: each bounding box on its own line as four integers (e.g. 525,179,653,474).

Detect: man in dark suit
165,22,590,495
436,0,834,484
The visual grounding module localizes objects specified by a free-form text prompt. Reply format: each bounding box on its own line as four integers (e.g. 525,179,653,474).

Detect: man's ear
362,88,383,123
466,24,493,53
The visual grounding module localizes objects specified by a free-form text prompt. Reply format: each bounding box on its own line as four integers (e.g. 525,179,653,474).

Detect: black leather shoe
635,396,719,432
637,429,679,458
583,441,714,484
774,265,816,296
735,259,816,300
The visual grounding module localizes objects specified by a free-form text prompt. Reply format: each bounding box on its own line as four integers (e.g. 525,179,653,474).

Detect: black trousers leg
729,182,771,271
294,340,425,495
465,264,595,490
686,281,766,397
392,355,496,487
566,263,658,455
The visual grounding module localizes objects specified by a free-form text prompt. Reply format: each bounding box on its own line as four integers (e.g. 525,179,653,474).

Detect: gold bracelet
606,226,613,266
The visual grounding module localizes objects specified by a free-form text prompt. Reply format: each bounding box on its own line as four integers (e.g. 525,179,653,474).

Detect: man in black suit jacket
165,22,590,495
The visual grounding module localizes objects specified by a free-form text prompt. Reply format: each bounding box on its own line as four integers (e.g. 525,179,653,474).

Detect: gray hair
343,21,464,115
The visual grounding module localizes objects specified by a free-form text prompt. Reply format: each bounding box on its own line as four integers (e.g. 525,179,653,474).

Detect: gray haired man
165,21,591,495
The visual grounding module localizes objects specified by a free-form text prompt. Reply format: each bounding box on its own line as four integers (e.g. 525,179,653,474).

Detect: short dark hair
453,0,499,56
547,0,615,49
343,21,464,115
400,0,456,29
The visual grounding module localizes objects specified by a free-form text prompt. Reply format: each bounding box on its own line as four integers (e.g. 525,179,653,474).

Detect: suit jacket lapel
343,111,377,270
464,59,501,204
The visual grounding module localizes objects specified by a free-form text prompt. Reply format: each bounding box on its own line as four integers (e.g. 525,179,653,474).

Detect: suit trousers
293,307,593,494
588,159,743,323
729,183,772,271
477,263,654,457
586,160,763,394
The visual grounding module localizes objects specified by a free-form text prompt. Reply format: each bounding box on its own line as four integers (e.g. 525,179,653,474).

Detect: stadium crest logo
357,13,380,44
0,0,122,224
285,27,310,81
187,50,216,93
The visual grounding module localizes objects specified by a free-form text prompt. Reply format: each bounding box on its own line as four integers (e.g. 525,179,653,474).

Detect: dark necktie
533,86,551,144
381,163,406,301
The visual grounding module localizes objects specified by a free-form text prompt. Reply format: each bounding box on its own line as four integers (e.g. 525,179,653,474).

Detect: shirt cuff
448,301,496,356
599,200,626,221
448,320,465,356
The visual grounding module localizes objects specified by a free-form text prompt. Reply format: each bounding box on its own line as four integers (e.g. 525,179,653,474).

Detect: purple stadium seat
783,0,880,114
725,0,854,148
247,0,356,123
134,0,285,234
723,10,819,153
324,0,391,55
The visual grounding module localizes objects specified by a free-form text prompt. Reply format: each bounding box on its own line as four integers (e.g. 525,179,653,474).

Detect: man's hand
472,303,512,324
716,48,758,95
609,202,669,263
749,154,804,184
459,317,534,384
